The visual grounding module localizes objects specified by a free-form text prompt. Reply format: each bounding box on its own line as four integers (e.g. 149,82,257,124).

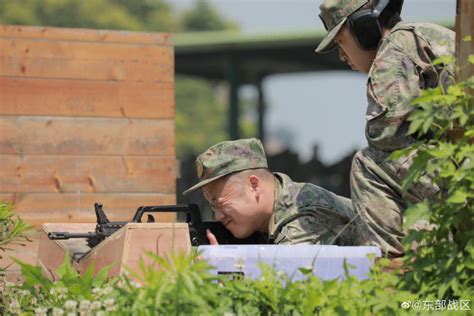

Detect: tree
180,0,238,32
175,77,227,155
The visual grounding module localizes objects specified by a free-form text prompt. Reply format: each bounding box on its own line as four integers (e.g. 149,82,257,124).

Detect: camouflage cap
316,0,368,53
182,138,268,195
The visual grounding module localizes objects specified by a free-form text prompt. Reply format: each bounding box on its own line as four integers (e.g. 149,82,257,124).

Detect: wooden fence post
456,0,474,83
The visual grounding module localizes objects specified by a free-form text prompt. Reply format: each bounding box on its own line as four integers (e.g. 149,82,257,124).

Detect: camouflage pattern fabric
352,22,455,257
183,138,268,195
269,173,364,246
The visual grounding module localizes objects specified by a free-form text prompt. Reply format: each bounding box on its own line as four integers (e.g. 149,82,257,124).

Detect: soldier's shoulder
370,21,454,79
387,22,454,50
295,183,348,210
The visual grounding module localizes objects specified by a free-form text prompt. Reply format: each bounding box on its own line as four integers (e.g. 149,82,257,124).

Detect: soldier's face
334,26,376,74
202,175,265,239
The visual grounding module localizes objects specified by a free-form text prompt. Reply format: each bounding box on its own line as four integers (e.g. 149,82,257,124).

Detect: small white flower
5,282,15,287
104,298,115,307
18,289,30,296
104,298,116,311
92,287,102,296
106,305,117,312
103,286,113,295
277,271,286,278
64,300,77,311
34,307,48,316
52,307,65,316
9,299,21,314
90,300,102,311
96,311,106,316
79,300,91,311
51,287,68,299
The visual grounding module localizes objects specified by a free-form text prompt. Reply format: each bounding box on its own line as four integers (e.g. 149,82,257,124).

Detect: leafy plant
0,202,31,269
391,54,474,299
111,251,225,315
0,202,31,253
1,254,112,315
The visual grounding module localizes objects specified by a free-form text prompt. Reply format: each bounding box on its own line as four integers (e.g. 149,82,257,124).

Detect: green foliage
2,255,112,315
179,0,238,32
0,202,30,262
3,251,422,315
391,56,474,299
111,251,224,315
0,0,176,31
175,76,228,156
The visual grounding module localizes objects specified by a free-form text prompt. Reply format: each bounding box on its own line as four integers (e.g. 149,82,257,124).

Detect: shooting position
183,138,365,246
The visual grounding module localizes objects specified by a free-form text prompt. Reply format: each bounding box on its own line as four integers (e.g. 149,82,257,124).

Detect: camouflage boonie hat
182,138,268,195
316,0,368,53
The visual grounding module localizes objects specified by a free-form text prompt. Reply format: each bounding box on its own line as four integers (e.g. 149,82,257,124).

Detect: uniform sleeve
365,44,422,151
274,213,343,245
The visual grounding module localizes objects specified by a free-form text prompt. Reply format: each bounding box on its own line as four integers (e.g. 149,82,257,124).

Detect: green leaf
401,152,429,190
432,55,456,66
55,253,77,279
464,35,472,42
422,116,433,134
92,264,112,287
465,130,474,137
403,201,431,229
11,257,52,290
407,118,424,135
447,190,468,204
447,84,465,97
298,267,313,276
429,143,456,158
469,54,474,65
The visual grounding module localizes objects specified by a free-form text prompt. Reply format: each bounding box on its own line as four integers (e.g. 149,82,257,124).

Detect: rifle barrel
48,232,97,240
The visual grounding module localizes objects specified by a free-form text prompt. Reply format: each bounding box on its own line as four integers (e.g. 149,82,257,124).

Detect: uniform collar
268,172,297,236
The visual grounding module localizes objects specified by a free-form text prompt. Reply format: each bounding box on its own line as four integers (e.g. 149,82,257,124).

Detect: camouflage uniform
269,172,359,246
352,22,455,256
184,138,363,245
317,0,455,256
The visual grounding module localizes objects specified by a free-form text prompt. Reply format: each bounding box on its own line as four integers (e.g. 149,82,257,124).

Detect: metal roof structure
174,29,346,85
172,22,453,141
173,28,344,141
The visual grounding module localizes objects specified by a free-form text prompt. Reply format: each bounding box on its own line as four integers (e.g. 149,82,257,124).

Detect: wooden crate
37,223,191,281
0,24,176,277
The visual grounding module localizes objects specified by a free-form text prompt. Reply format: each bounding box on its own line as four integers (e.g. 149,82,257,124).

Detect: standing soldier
316,0,455,256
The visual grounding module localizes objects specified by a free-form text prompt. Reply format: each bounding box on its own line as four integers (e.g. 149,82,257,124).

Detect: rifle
48,203,266,248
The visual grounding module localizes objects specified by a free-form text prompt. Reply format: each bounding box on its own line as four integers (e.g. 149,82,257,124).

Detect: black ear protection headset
348,0,403,50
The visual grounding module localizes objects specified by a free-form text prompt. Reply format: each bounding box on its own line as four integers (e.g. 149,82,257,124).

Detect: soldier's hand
206,229,219,245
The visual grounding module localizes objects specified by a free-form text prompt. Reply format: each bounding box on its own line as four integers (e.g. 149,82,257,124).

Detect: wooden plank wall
0,24,177,273
456,0,474,82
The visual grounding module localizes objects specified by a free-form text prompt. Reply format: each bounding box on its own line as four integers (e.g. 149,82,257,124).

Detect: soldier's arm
365,43,421,152
273,213,336,245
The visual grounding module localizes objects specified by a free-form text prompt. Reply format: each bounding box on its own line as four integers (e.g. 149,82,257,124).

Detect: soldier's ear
248,175,261,193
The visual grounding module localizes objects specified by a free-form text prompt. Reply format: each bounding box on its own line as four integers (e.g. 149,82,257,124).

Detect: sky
172,0,457,163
